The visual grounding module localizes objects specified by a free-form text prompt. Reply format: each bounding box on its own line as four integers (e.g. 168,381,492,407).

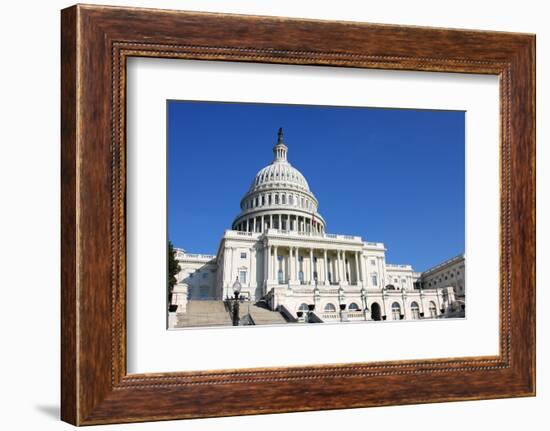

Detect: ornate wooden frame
61,4,536,426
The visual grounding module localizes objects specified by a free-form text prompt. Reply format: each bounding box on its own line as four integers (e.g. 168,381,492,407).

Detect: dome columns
233,212,326,234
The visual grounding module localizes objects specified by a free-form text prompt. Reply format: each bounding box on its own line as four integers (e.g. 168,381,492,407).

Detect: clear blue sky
167,100,464,272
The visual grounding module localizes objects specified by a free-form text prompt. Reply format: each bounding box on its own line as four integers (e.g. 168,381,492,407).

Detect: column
261,215,265,233
361,254,368,287
289,247,295,282
324,249,329,285
295,247,300,283
250,247,256,289
229,247,234,287
273,245,278,283
270,214,273,230
264,243,270,284
335,251,340,283
223,246,231,288
358,252,364,284
354,252,360,285
246,219,250,232
309,248,314,284
340,251,347,284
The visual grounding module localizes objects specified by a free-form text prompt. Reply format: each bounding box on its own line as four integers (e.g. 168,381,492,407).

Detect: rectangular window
372,274,378,286
239,270,247,284
370,259,376,265
240,252,247,259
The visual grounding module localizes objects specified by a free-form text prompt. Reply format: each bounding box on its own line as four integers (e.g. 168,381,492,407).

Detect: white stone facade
173,129,465,324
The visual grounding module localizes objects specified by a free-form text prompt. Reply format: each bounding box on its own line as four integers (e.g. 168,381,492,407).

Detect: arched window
289,195,293,205
410,302,420,319
348,303,360,311
261,195,265,206
324,303,336,312
268,194,272,205
298,303,308,312
391,302,402,320
298,270,304,283
429,301,437,318
386,284,396,290
275,194,279,204
282,194,286,204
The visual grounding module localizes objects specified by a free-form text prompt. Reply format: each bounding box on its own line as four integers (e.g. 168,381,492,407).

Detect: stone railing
224,230,261,239
321,312,340,320
386,263,412,269
266,229,363,243
364,241,385,247
176,251,216,261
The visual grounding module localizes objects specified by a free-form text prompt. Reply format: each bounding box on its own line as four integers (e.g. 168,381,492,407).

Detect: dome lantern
273,127,288,163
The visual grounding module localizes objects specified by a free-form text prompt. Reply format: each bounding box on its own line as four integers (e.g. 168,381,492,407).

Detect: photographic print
167,101,465,329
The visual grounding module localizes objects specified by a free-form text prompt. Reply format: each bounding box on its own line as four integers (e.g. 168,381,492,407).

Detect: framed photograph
61,4,535,425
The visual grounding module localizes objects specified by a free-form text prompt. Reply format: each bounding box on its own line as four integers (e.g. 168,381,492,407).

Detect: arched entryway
371,302,382,321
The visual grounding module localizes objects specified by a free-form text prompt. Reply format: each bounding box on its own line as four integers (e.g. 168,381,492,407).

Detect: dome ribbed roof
250,161,310,192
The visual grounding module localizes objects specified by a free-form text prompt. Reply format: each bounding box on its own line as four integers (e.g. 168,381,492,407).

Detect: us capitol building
169,129,465,328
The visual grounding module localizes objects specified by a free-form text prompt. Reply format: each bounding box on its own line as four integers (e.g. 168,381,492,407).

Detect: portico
262,232,364,289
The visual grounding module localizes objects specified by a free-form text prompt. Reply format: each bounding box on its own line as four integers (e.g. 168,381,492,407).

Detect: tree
167,241,180,302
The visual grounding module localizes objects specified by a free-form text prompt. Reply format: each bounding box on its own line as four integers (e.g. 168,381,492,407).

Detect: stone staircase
174,299,288,328
175,300,232,328
247,304,288,325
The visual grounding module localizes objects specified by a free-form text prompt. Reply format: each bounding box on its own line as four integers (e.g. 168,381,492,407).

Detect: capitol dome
232,128,326,234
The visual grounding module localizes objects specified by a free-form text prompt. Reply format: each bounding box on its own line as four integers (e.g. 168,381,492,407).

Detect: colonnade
264,244,363,286
234,213,325,234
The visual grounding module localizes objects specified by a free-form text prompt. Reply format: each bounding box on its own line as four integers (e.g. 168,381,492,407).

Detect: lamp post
232,277,242,326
